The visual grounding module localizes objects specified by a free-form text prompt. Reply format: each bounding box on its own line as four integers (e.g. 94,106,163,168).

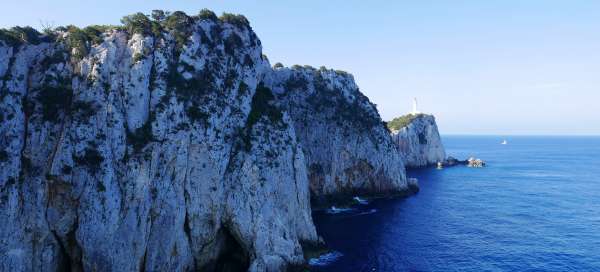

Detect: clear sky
2,0,600,135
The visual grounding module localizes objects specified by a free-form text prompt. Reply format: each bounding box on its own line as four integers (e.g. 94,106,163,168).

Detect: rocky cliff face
390,114,446,168
0,10,412,271
265,67,410,204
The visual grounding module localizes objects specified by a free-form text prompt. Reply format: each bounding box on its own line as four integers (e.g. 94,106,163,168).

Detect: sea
311,136,600,271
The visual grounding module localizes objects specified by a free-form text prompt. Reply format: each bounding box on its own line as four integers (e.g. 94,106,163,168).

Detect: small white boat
501,140,508,145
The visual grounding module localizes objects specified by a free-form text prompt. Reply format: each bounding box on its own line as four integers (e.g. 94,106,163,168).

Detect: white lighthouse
411,97,420,115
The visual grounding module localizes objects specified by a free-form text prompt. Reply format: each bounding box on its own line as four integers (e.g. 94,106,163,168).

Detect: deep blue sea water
311,136,600,271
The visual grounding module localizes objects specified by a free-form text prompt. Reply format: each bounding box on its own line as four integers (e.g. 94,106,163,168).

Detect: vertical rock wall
266,67,411,205
0,11,416,271
390,114,446,168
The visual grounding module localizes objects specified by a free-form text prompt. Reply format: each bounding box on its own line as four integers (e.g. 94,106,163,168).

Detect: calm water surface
312,136,600,271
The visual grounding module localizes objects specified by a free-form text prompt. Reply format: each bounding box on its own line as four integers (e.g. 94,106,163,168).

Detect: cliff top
386,113,434,131
0,9,251,49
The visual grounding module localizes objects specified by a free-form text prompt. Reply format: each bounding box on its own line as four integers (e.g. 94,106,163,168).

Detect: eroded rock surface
266,67,410,204
0,10,413,271
390,114,446,168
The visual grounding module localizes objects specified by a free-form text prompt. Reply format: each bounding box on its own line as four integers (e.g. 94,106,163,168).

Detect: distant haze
2,0,599,135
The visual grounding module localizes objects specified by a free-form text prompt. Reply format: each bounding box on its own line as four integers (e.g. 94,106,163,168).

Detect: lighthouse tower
411,97,420,115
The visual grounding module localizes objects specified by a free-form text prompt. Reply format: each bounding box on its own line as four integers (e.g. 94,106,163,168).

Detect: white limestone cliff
265,66,412,205
390,114,446,168
0,10,414,271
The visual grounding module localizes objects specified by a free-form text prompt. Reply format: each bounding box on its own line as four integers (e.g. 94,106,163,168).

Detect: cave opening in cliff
213,227,250,272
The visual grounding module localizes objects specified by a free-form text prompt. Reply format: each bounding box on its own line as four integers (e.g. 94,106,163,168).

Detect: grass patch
386,113,423,131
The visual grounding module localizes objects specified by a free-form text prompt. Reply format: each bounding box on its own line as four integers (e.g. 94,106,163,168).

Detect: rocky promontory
388,113,446,168
266,66,410,205
0,10,413,271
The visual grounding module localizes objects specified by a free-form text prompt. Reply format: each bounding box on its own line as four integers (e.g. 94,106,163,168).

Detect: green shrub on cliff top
121,12,153,35
219,13,250,29
0,26,43,47
56,25,114,61
198,9,218,21
387,113,423,131
164,11,194,54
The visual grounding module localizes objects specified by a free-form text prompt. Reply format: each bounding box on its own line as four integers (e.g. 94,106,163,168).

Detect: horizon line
441,134,600,137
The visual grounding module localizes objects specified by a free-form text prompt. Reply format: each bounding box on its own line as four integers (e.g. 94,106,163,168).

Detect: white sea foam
309,251,344,266
353,196,369,205
326,206,354,214
356,209,377,216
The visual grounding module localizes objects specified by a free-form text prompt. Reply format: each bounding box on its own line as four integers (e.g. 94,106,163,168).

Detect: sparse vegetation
81,25,114,44
57,25,111,61
198,9,218,21
237,81,249,97
246,83,283,129
224,32,243,55
386,113,422,131
219,13,250,29
167,61,213,102
163,11,194,54
71,100,97,122
39,49,67,69
241,83,284,150
0,8,253,64
126,121,154,153
306,71,380,130
61,165,72,174
73,147,103,173
151,10,166,22
97,181,106,192
0,26,43,47
37,84,73,122
120,12,152,35
132,52,144,63
0,150,8,162
284,76,308,91
185,105,209,124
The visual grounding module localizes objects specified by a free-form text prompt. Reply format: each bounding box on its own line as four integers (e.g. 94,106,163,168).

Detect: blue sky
2,0,599,135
